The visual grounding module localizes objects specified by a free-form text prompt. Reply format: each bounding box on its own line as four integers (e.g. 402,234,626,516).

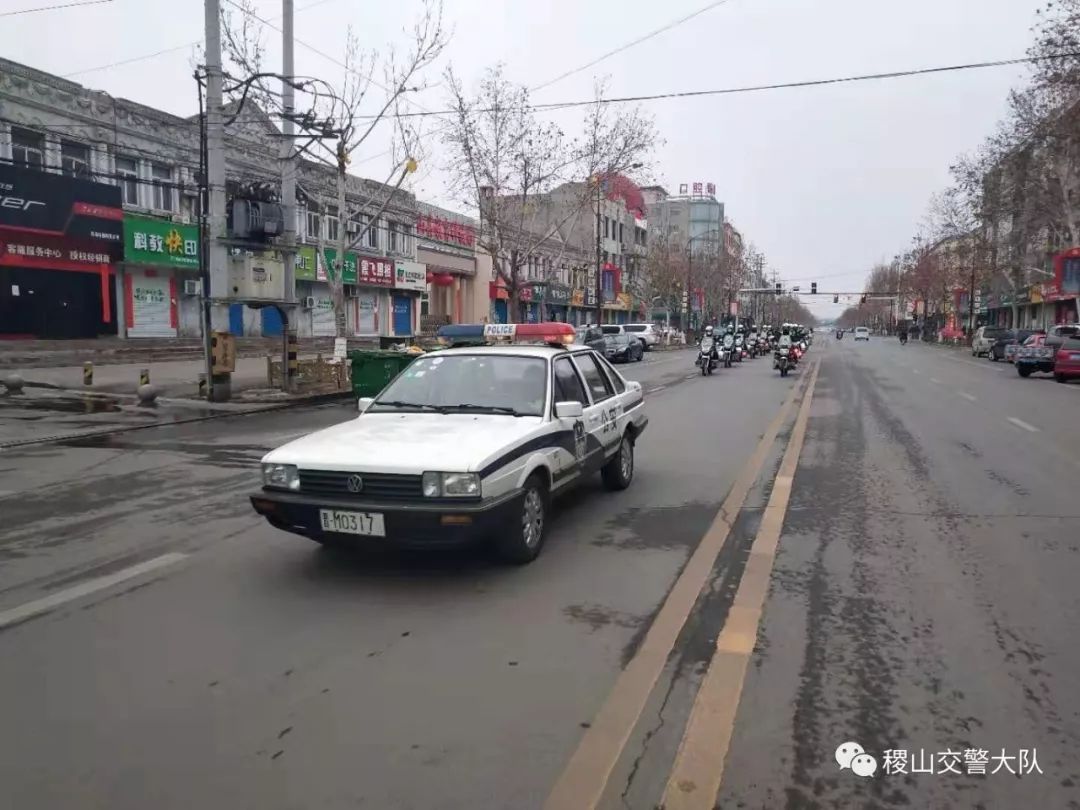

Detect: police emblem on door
573,420,587,461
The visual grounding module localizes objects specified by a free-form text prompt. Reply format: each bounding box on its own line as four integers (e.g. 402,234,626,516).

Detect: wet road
2,340,1076,810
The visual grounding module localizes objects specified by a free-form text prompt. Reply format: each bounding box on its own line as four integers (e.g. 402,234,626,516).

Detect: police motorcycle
697,327,720,375
732,330,745,363
836,329,843,340
774,331,798,377
745,330,759,359
720,328,736,367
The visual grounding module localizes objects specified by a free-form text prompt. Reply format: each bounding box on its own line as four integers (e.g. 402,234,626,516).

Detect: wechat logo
836,742,878,777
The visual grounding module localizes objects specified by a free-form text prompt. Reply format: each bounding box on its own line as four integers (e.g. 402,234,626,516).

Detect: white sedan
251,340,648,564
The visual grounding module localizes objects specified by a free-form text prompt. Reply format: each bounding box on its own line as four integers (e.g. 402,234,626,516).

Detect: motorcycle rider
700,325,720,366
775,326,794,368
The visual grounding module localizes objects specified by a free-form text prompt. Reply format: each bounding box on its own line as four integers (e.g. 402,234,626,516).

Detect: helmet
704,325,713,335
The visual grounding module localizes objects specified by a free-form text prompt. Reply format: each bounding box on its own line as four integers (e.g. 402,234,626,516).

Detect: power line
350,51,1080,120
530,0,736,93
1,0,112,17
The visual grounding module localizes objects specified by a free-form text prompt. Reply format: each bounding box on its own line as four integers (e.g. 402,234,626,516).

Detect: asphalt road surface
1,340,1077,810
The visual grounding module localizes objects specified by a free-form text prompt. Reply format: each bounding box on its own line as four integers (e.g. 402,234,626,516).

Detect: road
0,340,1077,809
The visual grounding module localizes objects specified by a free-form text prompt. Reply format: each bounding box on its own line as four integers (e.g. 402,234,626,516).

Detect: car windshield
372,354,548,417
624,325,647,332
600,326,622,334
606,334,630,346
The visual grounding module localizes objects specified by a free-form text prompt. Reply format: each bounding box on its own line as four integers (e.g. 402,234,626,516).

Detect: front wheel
1055,373,1068,384
601,434,634,491
1017,365,1033,378
495,474,548,564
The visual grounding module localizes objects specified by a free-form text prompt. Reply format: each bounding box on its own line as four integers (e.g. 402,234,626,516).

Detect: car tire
601,433,635,491
1055,373,1068,384
1018,365,1032,378
495,473,549,565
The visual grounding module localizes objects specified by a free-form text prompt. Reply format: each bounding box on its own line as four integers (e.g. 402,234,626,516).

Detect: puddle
0,395,123,414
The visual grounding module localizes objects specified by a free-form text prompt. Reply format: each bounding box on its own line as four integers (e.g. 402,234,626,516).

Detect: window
573,352,614,402
553,357,587,404
604,216,610,239
11,127,44,168
388,220,400,253
306,210,321,241
326,208,339,243
618,223,624,244
60,140,90,178
115,156,139,206
595,355,626,393
398,222,412,255
151,163,173,211
360,214,379,249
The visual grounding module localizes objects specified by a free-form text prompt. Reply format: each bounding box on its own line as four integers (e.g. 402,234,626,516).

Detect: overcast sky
2,0,1046,319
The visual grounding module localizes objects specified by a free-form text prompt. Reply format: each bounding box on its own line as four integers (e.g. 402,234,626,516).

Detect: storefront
295,245,395,338
489,279,509,323
392,259,425,337
121,215,202,338
415,207,478,326
0,163,123,339
568,288,597,325
540,282,570,322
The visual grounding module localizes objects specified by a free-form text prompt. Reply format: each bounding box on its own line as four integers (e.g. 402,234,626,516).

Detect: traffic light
833,295,839,304
811,282,817,295
774,282,782,295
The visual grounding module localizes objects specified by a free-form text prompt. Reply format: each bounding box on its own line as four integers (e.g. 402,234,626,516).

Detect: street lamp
595,163,643,325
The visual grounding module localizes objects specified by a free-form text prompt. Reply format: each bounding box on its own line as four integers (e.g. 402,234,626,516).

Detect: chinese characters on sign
416,214,475,247
679,182,716,197
679,183,688,194
837,741,1043,779
707,182,716,195
1,240,110,265
692,182,703,195
124,215,199,268
133,285,166,305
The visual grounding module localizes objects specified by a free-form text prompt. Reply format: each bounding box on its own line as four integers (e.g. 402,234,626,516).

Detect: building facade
0,56,425,340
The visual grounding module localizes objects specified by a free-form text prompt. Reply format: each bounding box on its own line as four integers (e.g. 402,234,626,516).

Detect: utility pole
204,0,230,400
686,245,693,337
594,178,603,326
279,0,296,392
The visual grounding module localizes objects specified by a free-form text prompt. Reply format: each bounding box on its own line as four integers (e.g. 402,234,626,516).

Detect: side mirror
554,401,584,420
358,397,374,413
626,380,643,395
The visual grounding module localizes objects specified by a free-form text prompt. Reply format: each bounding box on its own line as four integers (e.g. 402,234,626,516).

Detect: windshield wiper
441,403,526,416
373,400,439,411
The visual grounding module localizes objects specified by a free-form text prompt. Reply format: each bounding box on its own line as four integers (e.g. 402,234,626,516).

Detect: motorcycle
836,329,843,340
775,346,796,377
721,335,735,367
899,331,908,345
733,335,745,362
697,336,718,376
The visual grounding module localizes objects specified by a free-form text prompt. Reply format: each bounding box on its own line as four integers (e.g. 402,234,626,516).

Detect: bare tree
221,0,448,336
443,67,657,323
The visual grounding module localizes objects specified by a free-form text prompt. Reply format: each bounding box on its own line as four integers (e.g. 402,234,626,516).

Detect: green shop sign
124,215,199,268
294,244,394,287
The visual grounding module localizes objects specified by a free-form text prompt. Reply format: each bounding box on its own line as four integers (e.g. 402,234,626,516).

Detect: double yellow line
545,359,821,810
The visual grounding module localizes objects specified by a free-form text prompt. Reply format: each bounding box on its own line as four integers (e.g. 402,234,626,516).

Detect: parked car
1053,336,1080,383
972,325,1007,357
603,333,644,363
993,329,1041,363
1044,323,1080,353
1015,333,1055,378
624,323,660,350
600,325,626,336
574,326,606,352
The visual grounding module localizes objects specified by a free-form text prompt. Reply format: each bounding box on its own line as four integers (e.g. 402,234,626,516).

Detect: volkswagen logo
346,474,364,493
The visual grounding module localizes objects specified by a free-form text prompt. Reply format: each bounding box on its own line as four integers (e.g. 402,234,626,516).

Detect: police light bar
435,322,575,346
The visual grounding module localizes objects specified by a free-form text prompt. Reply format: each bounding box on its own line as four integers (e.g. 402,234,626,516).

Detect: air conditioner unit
172,213,189,224
346,220,360,234
182,279,201,296
303,296,316,308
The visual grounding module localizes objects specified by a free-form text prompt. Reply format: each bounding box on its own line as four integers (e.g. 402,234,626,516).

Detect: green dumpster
349,350,420,398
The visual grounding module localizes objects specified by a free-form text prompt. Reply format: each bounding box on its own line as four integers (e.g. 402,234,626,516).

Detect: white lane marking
647,386,667,393
930,377,941,384
959,392,977,402
0,553,188,631
1007,417,1040,433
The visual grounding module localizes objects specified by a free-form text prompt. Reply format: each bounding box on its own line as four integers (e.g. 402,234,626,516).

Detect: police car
250,323,648,564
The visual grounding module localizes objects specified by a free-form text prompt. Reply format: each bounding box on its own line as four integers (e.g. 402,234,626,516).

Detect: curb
0,389,353,451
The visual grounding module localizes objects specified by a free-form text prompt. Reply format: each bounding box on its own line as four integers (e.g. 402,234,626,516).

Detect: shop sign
519,285,533,302
416,214,475,247
295,245,318,280
1030,284,1043,304
0,232,112,271
0,162,122,248
571,289,585,308
393,260,427,291
313,246,394,287
124,215,199,268
547,283,570,305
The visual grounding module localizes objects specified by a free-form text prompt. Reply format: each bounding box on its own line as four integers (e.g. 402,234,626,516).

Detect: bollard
287,333,299,380
139,368,150,386
83,361,93,386
136,383,158,406
3,373,24,394
198,373,208,399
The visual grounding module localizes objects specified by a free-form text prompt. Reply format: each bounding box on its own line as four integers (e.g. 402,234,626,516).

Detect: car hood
262,412,544,474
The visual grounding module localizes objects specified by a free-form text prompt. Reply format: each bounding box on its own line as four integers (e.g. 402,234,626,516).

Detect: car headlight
262,463,300,491
421,472,481,498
